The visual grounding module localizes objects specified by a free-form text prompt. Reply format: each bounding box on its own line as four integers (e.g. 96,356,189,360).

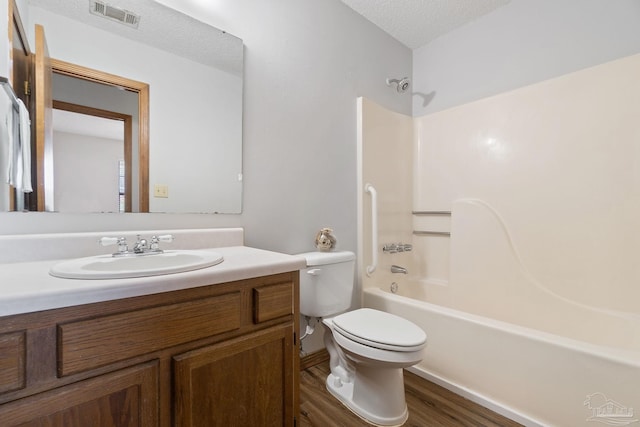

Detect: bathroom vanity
0,229,305,426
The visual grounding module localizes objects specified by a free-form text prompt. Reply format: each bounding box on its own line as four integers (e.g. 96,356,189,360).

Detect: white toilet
298,251,427,426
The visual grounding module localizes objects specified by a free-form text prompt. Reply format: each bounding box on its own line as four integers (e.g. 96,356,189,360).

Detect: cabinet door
174,325,295,427
0,361,158,427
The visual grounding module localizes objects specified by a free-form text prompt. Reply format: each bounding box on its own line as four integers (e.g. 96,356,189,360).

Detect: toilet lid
332,308,426,352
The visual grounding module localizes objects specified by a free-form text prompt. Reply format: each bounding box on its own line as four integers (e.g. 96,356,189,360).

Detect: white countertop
0,246,306,317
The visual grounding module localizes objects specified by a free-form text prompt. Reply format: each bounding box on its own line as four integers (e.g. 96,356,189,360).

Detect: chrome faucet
133,235,148,253
390,265,408,274
99,234,174,257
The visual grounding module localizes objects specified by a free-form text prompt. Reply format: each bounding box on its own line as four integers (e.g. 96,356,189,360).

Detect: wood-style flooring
299,361,523,427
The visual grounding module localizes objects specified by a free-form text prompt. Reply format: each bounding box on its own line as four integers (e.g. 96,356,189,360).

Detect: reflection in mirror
52,108,126,212
10,0,244,213
51,72,140,212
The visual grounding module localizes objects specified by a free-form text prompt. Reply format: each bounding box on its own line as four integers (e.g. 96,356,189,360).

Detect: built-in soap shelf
412,210,451,236
412,211,451,215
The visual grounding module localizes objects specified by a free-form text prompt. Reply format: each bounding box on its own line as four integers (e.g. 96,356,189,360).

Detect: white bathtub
364,283,640,427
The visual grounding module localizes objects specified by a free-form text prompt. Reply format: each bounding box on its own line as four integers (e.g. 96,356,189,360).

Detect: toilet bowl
297,251,427,426
323,308,426,426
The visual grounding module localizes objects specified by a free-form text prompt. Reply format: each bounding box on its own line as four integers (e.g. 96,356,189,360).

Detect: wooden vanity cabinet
174,325,295,426
0,271,300,427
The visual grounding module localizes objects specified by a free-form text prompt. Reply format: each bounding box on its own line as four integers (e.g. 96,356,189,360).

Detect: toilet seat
332,308,426,352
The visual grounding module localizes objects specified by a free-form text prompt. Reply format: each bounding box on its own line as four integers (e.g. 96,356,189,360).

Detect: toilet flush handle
307,268,322,276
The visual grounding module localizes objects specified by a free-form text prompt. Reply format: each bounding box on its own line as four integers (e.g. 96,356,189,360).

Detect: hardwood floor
299,362,523,427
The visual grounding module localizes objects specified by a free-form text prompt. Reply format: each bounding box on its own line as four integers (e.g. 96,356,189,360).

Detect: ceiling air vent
89,0,140,29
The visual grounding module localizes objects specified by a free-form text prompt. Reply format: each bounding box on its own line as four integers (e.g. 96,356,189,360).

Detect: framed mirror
6,0,243,213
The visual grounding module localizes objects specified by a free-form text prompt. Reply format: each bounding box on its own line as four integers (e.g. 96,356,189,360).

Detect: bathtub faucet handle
383,243,399,253
383,243,413,253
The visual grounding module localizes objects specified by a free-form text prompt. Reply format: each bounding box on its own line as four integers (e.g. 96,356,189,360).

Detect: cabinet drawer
253,282,293,323
0,332,25,394
59,292,241,376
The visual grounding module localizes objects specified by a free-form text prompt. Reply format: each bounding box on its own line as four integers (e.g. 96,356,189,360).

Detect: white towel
5,98,32,193
17,98,32,193
3,100,13,186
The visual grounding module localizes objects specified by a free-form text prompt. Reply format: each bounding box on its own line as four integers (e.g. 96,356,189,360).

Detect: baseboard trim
300,349,329,370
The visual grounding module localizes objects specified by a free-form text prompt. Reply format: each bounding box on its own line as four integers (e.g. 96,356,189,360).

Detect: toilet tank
298,251,356,318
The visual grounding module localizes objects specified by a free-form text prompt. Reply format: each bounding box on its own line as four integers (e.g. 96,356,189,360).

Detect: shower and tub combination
361,197,640,426
359,55,640,426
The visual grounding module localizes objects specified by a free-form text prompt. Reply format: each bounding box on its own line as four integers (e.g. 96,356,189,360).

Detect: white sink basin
49,250,224,279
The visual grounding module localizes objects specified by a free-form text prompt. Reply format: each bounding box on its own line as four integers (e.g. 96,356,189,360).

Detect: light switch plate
154,184,168,198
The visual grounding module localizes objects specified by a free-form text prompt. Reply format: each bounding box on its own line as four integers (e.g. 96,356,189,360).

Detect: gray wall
212,0,413,254
413,0,640,116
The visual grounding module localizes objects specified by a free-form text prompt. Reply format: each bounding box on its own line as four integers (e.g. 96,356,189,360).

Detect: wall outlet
154,184,169,198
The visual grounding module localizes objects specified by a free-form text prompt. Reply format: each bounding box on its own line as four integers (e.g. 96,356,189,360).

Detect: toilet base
325,367,408,427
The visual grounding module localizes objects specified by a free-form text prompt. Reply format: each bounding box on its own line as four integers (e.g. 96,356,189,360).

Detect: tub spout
391,265,408,274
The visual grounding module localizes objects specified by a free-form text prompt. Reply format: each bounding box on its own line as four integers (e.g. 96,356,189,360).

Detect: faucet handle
383,242,413,253
156,234,174,243
383,243,399,253
149,235,173,252
99,237,120,246
99,236,128,254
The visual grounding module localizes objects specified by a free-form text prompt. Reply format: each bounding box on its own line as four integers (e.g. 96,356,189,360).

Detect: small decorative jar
315,228,337,251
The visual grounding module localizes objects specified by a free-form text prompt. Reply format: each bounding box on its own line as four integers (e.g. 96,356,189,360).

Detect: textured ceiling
26,0,243,76
27,0,511,74
340,0,511,49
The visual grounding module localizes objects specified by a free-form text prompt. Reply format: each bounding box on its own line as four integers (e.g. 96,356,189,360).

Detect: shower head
386,77,411,93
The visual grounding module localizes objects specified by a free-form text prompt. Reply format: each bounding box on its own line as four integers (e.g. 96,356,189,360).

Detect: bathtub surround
359,53,640,426
358,98,414,294
414,53,640,314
